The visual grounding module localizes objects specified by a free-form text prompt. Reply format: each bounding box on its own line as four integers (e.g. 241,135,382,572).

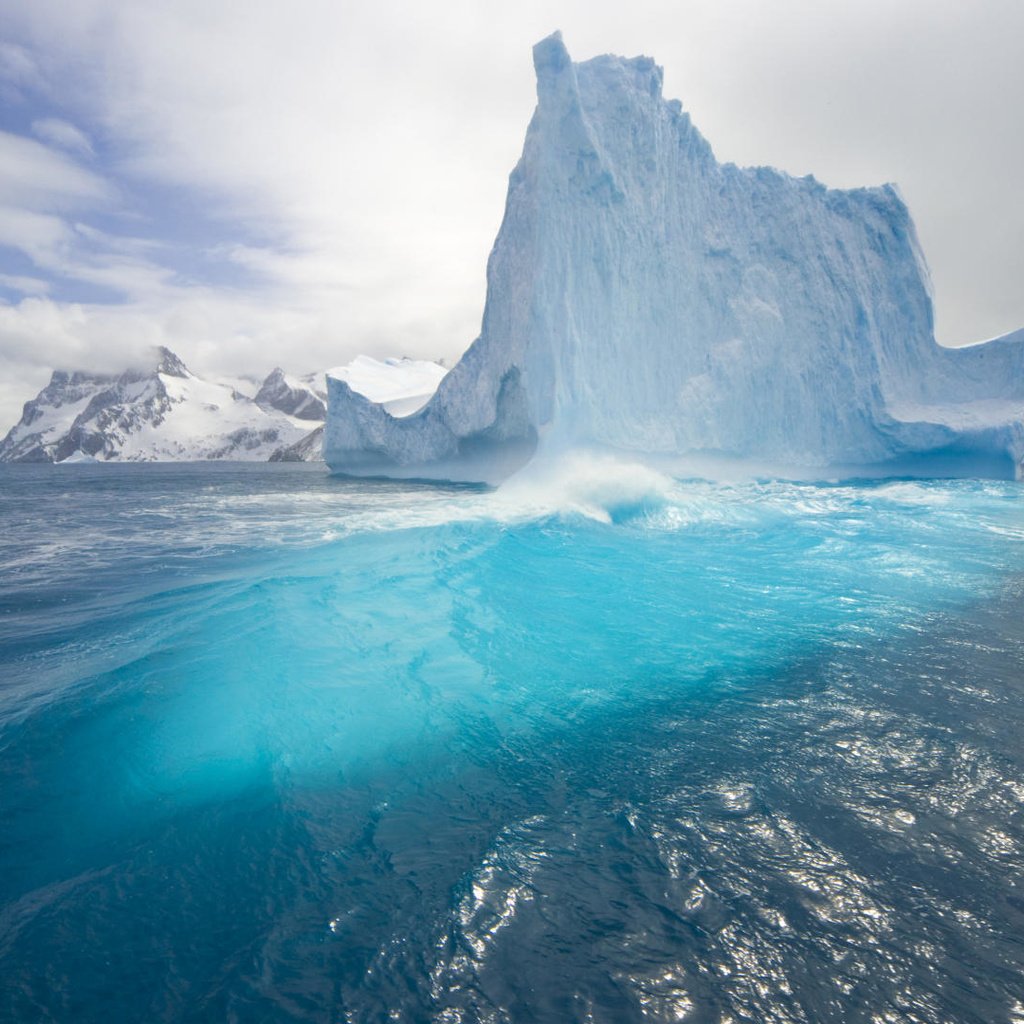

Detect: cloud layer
0,0,1021,431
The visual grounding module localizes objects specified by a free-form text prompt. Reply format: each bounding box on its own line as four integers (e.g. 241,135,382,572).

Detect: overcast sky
0,0,1021,431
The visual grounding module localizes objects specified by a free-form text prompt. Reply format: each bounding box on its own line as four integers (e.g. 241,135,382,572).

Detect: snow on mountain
212,373,265,399
0,348,315,464
324,33,1024,483
0,350,449,465
255,368,327,421
269,425,325,463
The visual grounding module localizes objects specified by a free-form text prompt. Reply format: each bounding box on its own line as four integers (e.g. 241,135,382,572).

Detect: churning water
1,461,1023,1023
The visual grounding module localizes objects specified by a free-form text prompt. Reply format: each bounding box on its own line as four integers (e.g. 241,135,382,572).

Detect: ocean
1,461,1023,1023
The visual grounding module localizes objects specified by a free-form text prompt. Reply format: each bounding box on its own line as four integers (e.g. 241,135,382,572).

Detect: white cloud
0,271,49,295
0,206,74,266
0,206,174,304
0,39,42,93
0,130,110,211
31,117,95,158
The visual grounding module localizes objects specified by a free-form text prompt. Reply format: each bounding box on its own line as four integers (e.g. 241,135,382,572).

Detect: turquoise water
1,461,1023,1022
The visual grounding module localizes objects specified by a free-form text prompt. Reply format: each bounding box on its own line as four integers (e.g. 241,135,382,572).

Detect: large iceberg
324,33,1024,483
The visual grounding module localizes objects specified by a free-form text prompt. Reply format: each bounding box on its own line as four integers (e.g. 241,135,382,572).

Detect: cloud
0,39,43,94
0,207,180,306
0,206,74,266
31,117,95,158
0,271,49,295
0,130,109,211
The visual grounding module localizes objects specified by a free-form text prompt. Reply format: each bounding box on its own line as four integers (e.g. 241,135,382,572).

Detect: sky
0,0,1021,432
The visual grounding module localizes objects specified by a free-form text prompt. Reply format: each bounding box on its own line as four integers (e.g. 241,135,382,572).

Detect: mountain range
0,348,446,464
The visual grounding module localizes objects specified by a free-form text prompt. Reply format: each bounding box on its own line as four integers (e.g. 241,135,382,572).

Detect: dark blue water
2,461,1023,1023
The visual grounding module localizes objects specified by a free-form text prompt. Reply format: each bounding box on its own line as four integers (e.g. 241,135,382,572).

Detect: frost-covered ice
324,355,448,418
324,33,1024,483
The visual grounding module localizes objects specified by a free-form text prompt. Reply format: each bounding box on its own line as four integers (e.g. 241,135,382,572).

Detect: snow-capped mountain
269,425,325,463
0,348,317,463
255,368,327,421
0,350,449,465
324,33,1024,483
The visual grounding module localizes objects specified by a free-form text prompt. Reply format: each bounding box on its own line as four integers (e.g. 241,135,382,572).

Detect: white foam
496,452,677,523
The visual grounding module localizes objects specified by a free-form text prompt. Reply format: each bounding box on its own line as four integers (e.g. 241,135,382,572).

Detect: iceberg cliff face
324,33,1024,482
280,356,447,463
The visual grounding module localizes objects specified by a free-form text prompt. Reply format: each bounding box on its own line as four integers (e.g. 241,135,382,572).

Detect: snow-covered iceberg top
324,32,1024,483
325,355,448,418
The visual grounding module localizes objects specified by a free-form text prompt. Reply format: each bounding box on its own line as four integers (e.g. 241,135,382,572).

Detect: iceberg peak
532,31,570,78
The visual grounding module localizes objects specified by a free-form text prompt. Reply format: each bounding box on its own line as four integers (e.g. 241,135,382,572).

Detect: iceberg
324,33,1024,483
272,356,448,462
325,355,448,418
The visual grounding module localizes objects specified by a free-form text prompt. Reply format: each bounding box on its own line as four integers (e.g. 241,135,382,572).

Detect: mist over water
1,462,1023,1023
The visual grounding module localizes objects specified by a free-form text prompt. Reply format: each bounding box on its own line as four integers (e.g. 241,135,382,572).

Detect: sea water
1,461,1023,1023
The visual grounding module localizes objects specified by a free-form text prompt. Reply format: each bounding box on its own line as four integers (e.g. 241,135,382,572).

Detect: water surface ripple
1,462,1023,1023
